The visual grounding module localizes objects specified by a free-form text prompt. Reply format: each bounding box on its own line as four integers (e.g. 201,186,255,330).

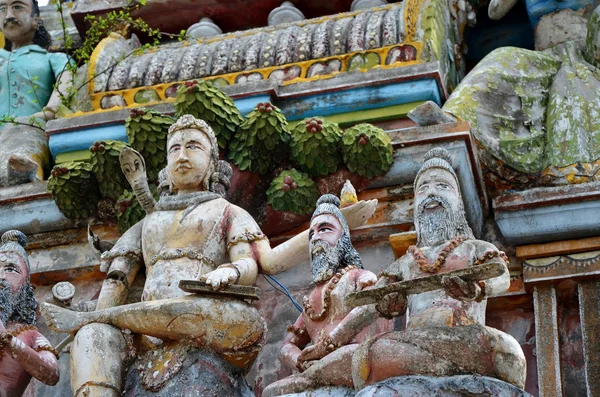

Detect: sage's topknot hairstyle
0,230,29,270
414,147,459,191
311,194,349,234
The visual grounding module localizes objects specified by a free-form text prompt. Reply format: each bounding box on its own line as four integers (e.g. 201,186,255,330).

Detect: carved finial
340,180,358,208
268,2,305,26
187,17,223,39
350,0,388,11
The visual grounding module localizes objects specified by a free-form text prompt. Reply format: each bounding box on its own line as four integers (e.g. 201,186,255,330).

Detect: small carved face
309,214,343,254
0,0,36,44
414,168,460,215
166,128,213,193
0,252,28,294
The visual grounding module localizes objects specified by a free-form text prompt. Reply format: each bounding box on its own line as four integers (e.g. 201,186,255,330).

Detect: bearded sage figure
0,230,60,396
263,194,392,397
349,148,527,394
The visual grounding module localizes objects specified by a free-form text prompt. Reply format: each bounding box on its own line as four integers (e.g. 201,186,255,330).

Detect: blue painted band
525,0,593,27
49,124,128,159
278,78,442,121
234,94,273,116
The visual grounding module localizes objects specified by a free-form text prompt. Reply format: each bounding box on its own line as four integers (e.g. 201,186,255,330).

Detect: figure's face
0,252,28,294
0,0,36,45
309,214,344,283
414,168,460,216
166,128,213,193
309,214,343,253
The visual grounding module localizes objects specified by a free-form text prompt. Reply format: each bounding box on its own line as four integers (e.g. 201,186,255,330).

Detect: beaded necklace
408,237,466,273
303,265,357,321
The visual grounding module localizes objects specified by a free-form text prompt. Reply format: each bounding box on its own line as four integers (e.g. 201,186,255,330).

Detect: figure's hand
375,292,407,319
200,266,239,290
119,147,147,185
341,200,378,230
358,272,377,290
296,358,316,372
297,342,328,372
442,275,484,302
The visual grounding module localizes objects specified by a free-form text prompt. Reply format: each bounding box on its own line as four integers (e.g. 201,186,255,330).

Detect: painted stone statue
443,6,600,187
0,0,72,186
263,194,391,397
349,148,527,394
0,230,60,396
40,115,375,396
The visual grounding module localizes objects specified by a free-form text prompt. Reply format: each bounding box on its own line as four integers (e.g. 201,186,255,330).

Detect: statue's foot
40,302,89,333
262,375,316,397
7,154,39,185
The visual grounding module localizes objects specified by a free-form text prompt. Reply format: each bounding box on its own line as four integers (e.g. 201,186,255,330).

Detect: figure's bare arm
96,221,144,309
327,271,379,346
280,316,310,372
257,200,378,275
1,329,59,385
201,205,260,289
479,248,510,298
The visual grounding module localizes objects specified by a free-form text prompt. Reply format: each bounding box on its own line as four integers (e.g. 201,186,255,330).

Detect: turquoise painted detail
0,45,70,119
278,78,442,121
525,0,593,27
49,124,127,159
235,94,273,116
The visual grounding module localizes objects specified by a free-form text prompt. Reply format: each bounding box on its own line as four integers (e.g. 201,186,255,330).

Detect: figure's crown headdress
167,114,219,163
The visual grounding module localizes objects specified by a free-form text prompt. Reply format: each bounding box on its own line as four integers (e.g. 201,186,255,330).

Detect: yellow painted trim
287,101,423,129
87,33,123,95
56,150,91,164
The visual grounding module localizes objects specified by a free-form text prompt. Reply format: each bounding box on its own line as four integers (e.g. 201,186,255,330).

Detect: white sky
39,0,50,6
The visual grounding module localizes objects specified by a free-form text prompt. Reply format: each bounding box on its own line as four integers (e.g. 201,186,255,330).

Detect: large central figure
41,115,374,396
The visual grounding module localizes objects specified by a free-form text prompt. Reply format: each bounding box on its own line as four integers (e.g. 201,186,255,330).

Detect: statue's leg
352,332,458,390
485,326,527,389
70,323,126,397
263,344,358,397
43,296,266,354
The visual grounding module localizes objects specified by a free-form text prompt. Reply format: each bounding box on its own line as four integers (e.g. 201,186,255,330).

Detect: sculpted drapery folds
0,230,60,397
40,115,376,396
350,148,527,391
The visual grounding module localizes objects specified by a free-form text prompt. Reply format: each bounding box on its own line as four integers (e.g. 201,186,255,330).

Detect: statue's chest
408,244,475,278
142,204,228,253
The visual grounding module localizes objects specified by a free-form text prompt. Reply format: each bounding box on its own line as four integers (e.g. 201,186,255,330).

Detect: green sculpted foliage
89,140,130,202
125,108,174,182
229,102,291,175
173,80,243,149
290,118,343,177
48,161,100,219
115,189,147,234
267,169,319,214
342,123,393,178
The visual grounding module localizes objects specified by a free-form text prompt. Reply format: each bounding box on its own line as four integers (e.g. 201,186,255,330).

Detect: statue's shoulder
464,239,503,255
381,253,413,278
